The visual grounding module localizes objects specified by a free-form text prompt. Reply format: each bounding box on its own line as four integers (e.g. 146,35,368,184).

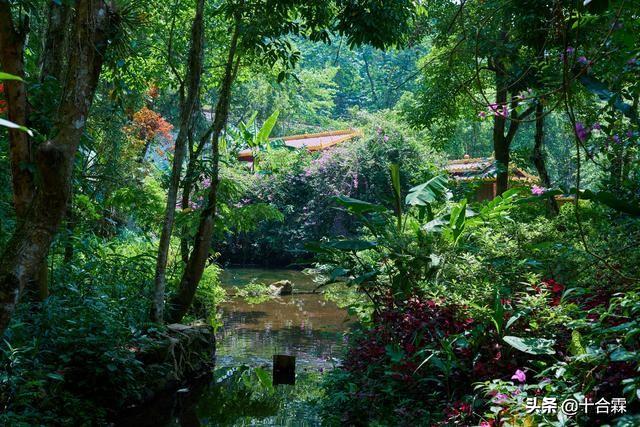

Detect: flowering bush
218,111,442,265
321,297,478,425
122,106,173,160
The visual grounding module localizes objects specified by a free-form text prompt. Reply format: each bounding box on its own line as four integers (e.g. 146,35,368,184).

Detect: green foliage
194,263,226,323
502,335,556,356
219,110,443,266
197,367,325,426
322,189,640,424
313,165,472,310
233,281,274,305
2,0,640,424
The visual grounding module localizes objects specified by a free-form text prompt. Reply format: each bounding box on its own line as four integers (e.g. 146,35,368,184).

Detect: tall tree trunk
2,0,73,301
492,67,534,197
151,0,206,323
532,101,559,215
180,143,196,264
167,26,240,324
0,0,118,335
0,3,34,217
39,1,70,83
180,123,214,264
493,65,509,196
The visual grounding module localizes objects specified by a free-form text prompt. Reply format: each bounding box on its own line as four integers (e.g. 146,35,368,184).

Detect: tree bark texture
167,25,240,324
152,0,206,323
0,0,118,335
493,65,509,196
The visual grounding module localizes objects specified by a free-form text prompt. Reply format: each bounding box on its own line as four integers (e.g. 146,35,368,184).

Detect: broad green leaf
47,372,64,381
569,330,586,356
334,195,386,214
256,109,279,144
405,175,449,206
449,199,467,245
423,218,446,233
325,240,377,251
0,72,23,81
389,163,402,210
246,111,258,128
503,335,555,355
254,367,274,391
610,347,636,362
385,344,405,363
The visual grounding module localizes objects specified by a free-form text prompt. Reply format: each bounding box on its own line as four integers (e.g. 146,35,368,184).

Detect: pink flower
492,393,509,403
478,111,487,119
511,369,526,383
531,185,546,196
383,135,389,142
488,103,509,118
575,122,590,142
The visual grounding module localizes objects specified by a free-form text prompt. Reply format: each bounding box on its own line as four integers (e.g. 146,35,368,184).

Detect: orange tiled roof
445,156,536,182
238,129,361,161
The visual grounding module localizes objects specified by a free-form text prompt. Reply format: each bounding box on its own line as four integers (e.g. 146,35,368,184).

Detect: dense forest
0,0,639,425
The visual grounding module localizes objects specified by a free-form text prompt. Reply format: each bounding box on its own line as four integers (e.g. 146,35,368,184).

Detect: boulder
269,280,293,296
134,321,216,402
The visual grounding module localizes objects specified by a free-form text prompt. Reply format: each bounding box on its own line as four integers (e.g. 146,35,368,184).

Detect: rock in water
269,280,293,296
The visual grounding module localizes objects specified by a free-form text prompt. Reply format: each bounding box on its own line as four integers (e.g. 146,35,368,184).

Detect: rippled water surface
216,268,350,370
200,268,349,426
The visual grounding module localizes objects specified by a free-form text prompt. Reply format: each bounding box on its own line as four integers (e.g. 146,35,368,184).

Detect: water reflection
216,294,350,369
117,269,349,426
210,269,350,425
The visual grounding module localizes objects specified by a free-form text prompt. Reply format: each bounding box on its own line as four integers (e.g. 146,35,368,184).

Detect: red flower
0,83,7,115
539,279,565,306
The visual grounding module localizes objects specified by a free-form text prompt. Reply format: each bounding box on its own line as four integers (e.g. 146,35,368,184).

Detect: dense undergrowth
317,190,640,426
1,0,639,425
0,235,225,425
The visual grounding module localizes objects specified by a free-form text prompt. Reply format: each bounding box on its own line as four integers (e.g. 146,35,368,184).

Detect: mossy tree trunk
167,24,240,324
0,0,118,335
152,0,206,323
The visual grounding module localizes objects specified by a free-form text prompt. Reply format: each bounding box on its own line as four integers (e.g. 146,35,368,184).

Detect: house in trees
237,129,361,163
445,155,536,201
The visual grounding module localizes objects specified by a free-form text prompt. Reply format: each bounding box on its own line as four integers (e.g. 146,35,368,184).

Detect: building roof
238,129,361,161
445,156,536,182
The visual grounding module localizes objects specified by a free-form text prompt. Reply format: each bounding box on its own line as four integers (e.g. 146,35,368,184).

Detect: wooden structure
238,129,361,162
445,155,537,201
273,354,296,385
